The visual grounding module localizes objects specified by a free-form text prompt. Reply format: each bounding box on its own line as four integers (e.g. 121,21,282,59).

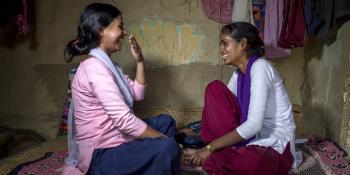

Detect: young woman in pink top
63,3,180,175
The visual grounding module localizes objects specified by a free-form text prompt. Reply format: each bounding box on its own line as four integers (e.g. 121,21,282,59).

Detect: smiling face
99,15,127,54
219,33,245,66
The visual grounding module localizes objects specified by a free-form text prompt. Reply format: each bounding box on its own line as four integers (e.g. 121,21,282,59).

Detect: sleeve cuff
132,119,148,138
134,80,146,88
236,126,249,139
133,80,146,101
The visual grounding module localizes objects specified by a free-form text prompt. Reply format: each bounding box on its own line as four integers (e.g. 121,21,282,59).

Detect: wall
0,0,305,139
302,21,350,153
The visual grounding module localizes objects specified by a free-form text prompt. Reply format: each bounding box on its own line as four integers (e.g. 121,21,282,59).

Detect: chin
224,60,236,66
112,46,121,52
223,59,230,65
112,41,122,52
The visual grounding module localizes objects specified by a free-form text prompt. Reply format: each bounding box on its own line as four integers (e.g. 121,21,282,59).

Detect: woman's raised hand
129,34,144,63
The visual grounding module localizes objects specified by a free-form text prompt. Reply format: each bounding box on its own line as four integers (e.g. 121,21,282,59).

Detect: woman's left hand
188,147,212,166
129,34,144,63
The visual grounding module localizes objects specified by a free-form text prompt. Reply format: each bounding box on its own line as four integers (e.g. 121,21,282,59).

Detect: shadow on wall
301,36,326,137
304,36,324,63
300,80,327,137
301,20,350,140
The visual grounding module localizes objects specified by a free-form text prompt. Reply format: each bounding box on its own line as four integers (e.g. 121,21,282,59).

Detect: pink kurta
63,57,147,174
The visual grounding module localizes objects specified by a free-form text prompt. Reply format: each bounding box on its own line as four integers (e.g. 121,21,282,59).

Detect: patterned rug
306,136,350,175
8,151,66,175
3,136,350,175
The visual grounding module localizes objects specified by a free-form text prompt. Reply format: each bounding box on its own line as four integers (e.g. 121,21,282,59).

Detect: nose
219,45,225,54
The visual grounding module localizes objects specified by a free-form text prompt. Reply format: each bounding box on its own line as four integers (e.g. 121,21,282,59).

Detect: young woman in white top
187,22,297,175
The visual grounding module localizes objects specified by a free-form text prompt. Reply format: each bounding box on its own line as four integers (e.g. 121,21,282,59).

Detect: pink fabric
201,0,233,24
200,81,292,175
264,0,291,58
63,57,147,174
63,165,84,175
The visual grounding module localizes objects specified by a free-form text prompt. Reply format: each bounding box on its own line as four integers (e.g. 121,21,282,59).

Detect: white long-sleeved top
227,59,299,168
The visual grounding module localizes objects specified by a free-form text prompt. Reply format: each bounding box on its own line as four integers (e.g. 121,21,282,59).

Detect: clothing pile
0,0,30,35
201,0,350,58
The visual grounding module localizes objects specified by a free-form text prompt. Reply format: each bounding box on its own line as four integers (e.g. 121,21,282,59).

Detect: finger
128,35,133,43
190,154,196,160
191,157,198,165
190,157,196,165
188,155,194,161
191,157,196,165
183,148,195,156
128,34,134,41
194,157,200,166
199,158,203,166
185,159,191,166
129,39,136,46
128,34,138,45
129,39,139,51
189,155,197,164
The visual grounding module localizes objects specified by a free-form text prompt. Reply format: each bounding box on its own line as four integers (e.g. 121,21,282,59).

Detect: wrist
205,144,214,153
136,59,144,63
136,54,144,62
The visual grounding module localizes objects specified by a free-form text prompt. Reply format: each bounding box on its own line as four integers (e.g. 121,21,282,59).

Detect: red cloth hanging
201,0,233,24
278,0,306,48
16,0,30,35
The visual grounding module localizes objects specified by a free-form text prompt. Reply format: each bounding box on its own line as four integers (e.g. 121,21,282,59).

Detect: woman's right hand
188,147,211,166
129,34,144,63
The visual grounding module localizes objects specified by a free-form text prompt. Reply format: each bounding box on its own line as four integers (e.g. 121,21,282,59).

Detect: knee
158,114,176,128
205,80,226,94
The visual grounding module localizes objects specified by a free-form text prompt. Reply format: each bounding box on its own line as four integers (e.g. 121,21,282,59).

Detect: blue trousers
87,114,180,175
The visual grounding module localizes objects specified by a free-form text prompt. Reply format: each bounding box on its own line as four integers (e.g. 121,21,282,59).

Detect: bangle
206,144,214,153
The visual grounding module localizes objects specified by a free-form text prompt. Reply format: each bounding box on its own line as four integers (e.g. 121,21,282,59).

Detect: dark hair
64,3,121,63
221,22,265,57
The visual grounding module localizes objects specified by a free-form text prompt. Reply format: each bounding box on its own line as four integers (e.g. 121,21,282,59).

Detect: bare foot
180,148,208,174
180,147,198,166
183,148,197,156
181,157,208,175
